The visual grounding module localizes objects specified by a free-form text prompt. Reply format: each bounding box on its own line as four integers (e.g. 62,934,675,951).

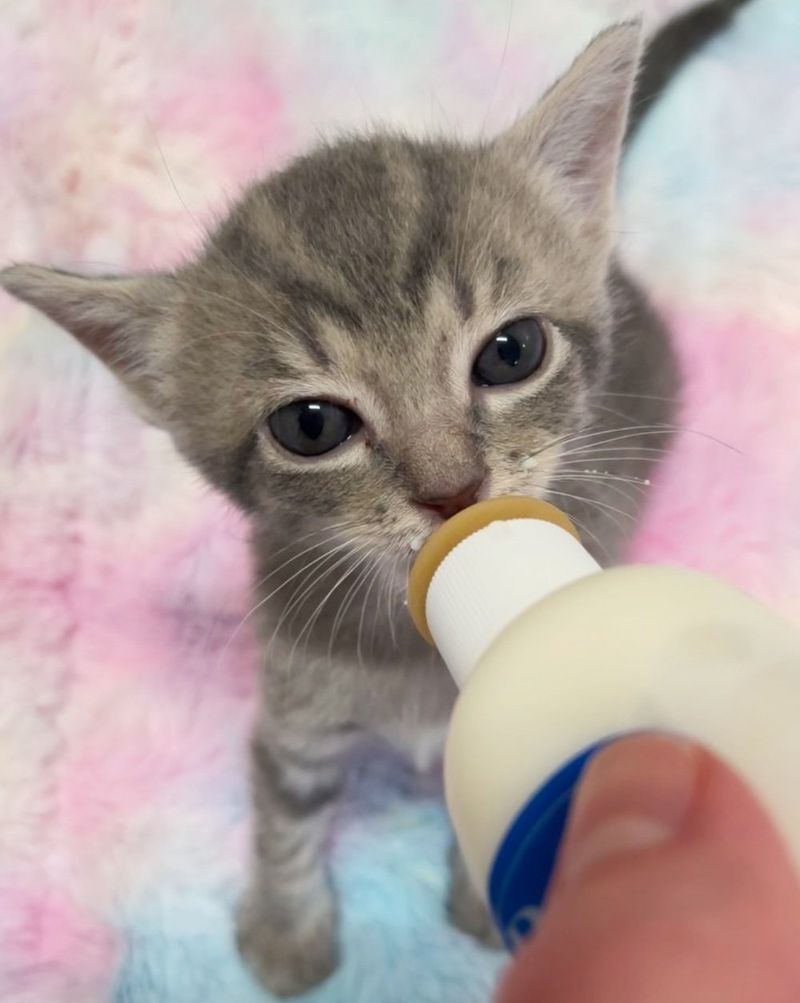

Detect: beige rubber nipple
407,496,578,644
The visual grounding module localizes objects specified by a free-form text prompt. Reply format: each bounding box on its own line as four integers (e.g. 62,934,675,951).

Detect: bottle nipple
407,496,579,645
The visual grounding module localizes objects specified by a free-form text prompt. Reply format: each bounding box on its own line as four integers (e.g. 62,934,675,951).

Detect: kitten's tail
626,0,753,142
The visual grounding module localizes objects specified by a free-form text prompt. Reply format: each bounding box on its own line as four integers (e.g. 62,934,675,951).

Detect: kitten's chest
364,656,457,769
377,718,448,774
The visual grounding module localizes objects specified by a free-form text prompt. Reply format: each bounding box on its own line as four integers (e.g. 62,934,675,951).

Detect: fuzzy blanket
1,1,798,1001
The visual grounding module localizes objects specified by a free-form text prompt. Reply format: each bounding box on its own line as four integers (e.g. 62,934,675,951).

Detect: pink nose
414,479,484,521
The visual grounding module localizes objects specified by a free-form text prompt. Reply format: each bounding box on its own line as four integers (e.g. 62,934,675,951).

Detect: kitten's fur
2,14,733,995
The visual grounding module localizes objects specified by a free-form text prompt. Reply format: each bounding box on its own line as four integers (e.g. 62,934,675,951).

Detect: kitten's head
1,25,642,560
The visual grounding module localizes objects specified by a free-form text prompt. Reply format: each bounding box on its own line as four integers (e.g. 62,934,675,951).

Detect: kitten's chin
408,531,428,555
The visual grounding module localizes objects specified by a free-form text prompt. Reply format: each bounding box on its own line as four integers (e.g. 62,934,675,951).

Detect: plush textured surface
1,1,798,1000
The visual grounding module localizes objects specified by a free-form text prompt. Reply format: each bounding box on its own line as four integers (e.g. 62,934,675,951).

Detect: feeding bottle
406,496,800,950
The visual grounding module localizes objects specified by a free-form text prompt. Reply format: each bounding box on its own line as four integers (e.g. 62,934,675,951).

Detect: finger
497,735,800,1003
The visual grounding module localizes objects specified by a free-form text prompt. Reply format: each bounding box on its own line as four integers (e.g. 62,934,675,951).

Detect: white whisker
555,472,645,508
263,541,366,654
213,529,357,670
327,550,380,660
357,561,385,668
538,485,634,535
283,546,368,641
563,510,613,563
293,546,378,665
385,554,405,651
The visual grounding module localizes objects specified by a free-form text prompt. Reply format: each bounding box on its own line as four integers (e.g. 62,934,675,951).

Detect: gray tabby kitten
2,22,680,997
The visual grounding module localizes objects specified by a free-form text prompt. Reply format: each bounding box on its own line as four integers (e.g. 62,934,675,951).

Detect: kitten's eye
472,316,546,387
268,400,362,457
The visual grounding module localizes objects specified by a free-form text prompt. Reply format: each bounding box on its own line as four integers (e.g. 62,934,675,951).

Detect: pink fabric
1,1,798,1000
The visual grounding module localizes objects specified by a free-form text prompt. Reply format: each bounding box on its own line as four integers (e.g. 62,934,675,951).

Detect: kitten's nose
414,479,484,521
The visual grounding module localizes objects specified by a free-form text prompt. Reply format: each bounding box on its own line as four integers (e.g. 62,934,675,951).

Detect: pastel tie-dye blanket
1,1,798,1000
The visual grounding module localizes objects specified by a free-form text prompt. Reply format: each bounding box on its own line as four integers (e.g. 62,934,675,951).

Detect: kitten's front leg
236,725,354,997
390,711,503,950
447,839,503,949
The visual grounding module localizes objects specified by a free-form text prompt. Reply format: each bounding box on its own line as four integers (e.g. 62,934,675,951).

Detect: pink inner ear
498,26,640,212
0,265,170,409
552,103,626,182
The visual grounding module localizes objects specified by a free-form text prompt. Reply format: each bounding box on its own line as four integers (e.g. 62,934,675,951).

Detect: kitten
3,18,706,997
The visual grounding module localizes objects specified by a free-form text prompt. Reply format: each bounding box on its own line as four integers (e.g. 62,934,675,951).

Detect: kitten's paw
447,882,504,949
236,891,339,997
447,845,503,950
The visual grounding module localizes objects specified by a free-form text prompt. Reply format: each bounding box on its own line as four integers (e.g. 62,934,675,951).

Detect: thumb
497,735,800,1003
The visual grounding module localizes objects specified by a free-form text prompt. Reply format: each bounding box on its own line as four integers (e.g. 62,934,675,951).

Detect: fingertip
557,735,702,886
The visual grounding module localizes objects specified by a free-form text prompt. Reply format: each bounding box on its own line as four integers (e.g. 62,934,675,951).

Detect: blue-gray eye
268,400,362,457
472,317,546,387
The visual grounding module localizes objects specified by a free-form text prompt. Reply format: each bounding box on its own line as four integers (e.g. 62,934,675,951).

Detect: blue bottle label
488,740,610,951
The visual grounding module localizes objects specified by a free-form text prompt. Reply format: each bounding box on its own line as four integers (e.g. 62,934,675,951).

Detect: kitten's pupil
268,400,361,457
472,317,546,388
496,334,521,367
301,403,325,441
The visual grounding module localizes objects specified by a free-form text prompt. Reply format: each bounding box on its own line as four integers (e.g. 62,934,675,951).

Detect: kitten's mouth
402,475,553,556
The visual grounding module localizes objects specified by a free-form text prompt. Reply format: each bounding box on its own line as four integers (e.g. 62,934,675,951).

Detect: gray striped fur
1,7,748,992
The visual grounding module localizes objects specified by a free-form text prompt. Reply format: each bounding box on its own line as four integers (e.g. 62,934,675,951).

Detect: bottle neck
426,518,601,687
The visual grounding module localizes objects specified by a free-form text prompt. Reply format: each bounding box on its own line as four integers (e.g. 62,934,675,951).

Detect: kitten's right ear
1,263,177,422
493,22,642,227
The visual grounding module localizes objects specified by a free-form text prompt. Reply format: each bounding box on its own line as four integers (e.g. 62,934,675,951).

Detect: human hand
496,735,800,1003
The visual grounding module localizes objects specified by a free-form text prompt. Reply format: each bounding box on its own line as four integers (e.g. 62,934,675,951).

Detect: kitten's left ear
493,21,642,225
0,263,177,422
